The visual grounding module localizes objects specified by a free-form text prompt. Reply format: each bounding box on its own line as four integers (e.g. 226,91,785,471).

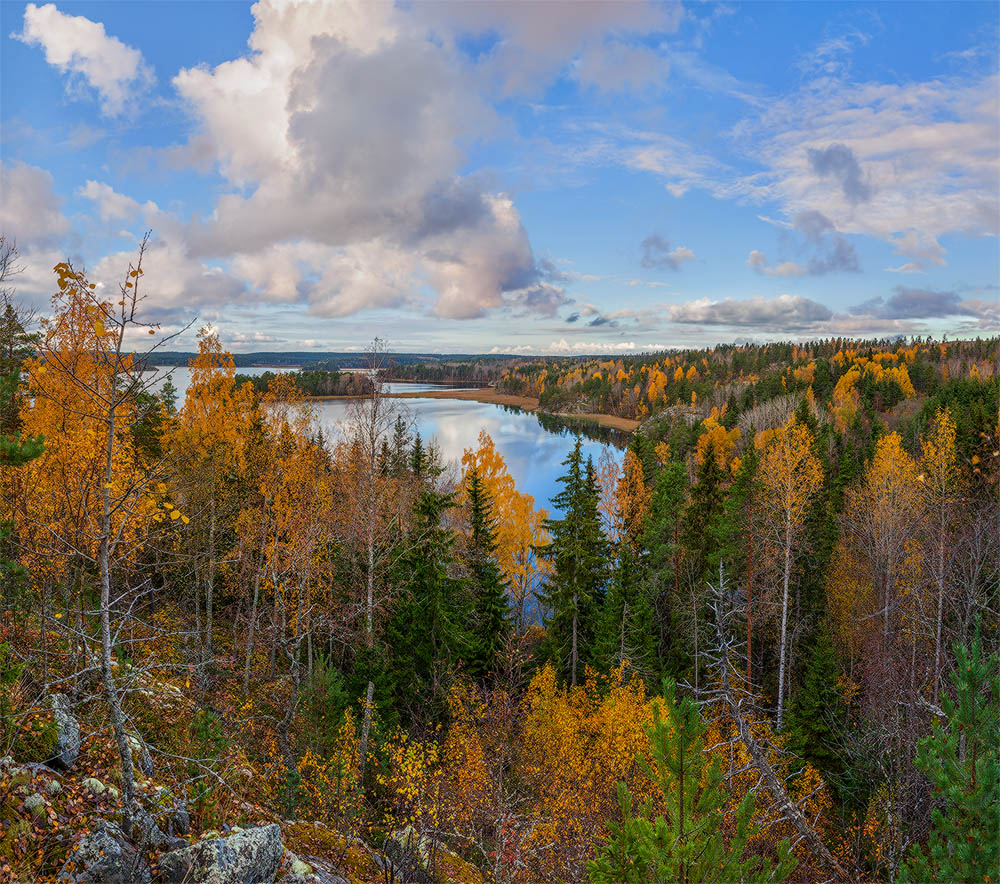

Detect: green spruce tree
595,542,657,682
537,438,608,685
384,484,468,722
463,467,510,682
784,628,847,796
642,460,688,680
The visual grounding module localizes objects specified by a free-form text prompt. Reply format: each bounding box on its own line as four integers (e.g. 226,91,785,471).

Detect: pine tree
900,631,999,884
463,467,510,681
0,299,43,465
588,679,796,884
537,438,609,685
159,374,179,416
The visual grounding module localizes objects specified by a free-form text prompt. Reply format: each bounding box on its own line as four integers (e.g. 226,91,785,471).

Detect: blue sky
1,0,997,353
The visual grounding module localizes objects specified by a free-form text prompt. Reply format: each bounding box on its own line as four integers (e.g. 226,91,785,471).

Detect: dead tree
701,566,858,884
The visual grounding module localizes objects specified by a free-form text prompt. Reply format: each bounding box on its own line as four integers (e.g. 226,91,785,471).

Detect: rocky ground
0,694,483,884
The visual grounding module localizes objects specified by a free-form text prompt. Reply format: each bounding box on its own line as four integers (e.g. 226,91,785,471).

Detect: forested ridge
0,242,997,884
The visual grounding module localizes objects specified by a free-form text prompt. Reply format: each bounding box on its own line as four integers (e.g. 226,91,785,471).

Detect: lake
147,366,623,512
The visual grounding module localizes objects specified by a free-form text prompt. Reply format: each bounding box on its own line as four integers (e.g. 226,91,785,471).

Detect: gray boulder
57,821,151,884
158,823,283,884
126,801,185,852
276,851,349,884
46,694,81,770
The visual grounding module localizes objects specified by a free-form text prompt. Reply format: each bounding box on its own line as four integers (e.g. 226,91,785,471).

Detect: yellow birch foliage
461,431,551,624
695,417,742,467
18,265,152,582
615,449,650,549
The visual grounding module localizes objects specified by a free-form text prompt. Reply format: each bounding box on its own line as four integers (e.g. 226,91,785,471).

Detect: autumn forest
0,239,997,884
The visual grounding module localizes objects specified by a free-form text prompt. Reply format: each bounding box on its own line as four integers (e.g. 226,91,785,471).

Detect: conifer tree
410,432,426,479
785,628,847,794
900,631,999,884
537,438,608,685
384,484,467,721
594,543,657,680
643,460,688,678
0,288,43,609
683,437,727,580
158,374,178,416
463,466,510,681
588,679,796,884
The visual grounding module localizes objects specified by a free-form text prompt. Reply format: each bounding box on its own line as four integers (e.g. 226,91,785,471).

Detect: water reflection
148,368,623,513
312,396,622,514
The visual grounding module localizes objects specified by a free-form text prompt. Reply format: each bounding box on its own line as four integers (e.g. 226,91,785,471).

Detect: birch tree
758,416,822,731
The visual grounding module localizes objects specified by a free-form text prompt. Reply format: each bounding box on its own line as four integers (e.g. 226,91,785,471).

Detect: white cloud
0,162,69,244
16,3,153,116
548,338,637,353
668,295,833,328
730,71,999,261
416,1,682,96
78,180,145,221
171,0,550,320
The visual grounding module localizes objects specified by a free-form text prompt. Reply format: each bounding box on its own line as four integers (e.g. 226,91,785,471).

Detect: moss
11,709,58,764
283,821,380,882
432,846,485,884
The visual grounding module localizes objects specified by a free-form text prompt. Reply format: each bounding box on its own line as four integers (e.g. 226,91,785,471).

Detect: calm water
149,366,622,512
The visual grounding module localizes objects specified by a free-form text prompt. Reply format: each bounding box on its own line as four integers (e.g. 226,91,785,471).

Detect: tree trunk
205,469,217,665
242,568,261,695
776,524,792,731
746,507,754,685
933,513,945,704
99,399,136,829
358,680,375,784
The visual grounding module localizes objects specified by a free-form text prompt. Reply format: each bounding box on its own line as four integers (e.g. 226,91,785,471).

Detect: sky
1,0,997,355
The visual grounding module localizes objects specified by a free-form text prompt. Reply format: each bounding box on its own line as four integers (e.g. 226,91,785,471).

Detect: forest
0,240,997,884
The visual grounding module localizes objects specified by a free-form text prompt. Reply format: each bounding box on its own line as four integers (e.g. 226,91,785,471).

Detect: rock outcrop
58,820,152,884
158,823,284,884
46,693,81,770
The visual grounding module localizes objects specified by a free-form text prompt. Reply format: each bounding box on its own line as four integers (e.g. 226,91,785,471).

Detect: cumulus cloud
854,286,971,320
170,0,558,320
640,234,695,270
490,344,537,355
0,163,70,244
668,295,833,328
807,143,871,203
78,180,145,221
16,3,153,116
91,233,247,321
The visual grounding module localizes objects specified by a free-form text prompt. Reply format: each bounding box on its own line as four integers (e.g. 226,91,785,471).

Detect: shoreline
309,388,640,432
